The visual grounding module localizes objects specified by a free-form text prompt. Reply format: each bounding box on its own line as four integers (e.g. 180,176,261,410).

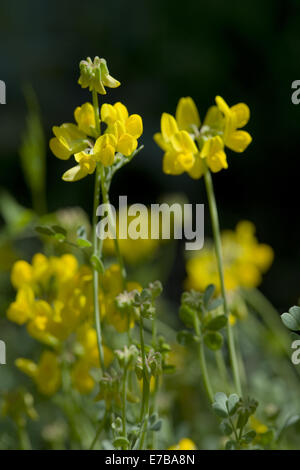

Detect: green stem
89,413,107,450
92,90,105,371
17,422,31,450
121,365,129,448
215,349,230,393
100,166,127,287
203,163,242,396
193,314,214,402
138,315,150,449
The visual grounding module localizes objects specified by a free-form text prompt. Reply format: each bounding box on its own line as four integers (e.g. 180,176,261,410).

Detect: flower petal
176,97,200,131
170,130,197,154
74,102,96,137
117,134,137,156
49,137,72,160
230,103,250,128
125,114,143,139
62,165,89,182
225,130,252,153
161,113,178,141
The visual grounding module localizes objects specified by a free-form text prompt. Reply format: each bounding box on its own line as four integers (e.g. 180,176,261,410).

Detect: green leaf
203,284,215,307
35,225,55,236
51,225,67,236
77,238,92,248
281,312,300,331
225,440,237,450
179,305,196,328
205,314,227,331
206,298,223,311
220,421,233,436
204,331,223,351
112,436,130,448
227,394,240,416
177,330,197,346
212,392,228,418
150,420,162,431
54,233,66,243
90,255,105,274
242,430,256,443
289,306,300,324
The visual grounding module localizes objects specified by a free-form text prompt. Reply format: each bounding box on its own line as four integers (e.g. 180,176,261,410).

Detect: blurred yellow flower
103,207,160,264
169,438,197,450
7,254,91,344
249,415,268,434
100,264,142,332
154,95,252,179
16,351,61,396
185,221,273,293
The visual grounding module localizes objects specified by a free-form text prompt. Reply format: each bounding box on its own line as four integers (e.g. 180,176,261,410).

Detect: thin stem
99,166,127,287
138,315,150,449
91,89,105,371
215,349,230,393
121,365,129,449
89,413,107,450
17,422,31,450
203,163,242,396
193,314,214,402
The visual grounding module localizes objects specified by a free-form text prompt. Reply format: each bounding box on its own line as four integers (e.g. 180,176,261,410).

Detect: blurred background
2,0,300,310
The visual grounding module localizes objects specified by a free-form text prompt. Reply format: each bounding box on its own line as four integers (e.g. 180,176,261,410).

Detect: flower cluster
154,96,252,178
50,101,143,181
185,221,273,293
49,57,143,182
6,254,139,395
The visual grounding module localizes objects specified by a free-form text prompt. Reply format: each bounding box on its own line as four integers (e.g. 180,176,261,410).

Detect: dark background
1,0,300,310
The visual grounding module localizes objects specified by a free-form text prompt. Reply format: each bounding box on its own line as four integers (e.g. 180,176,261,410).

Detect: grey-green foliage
281,306,300,331
212,392,258,449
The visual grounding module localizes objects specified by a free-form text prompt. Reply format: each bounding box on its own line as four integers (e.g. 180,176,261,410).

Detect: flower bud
78,57,120,95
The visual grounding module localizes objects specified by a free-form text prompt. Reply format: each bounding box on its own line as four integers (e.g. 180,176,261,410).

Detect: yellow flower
71,325,113,394
16,351,61,396
249,415,268,434
154,111,201,178
50,123,90,161
7,254,90,344
74,102,97,137
200,136,228,173
103,207,160,264
50,101,143,181
215,95,252,153
71,358,95,394
154,95,252,178
100,264,141,332
185,221,273,293
169,438,197,450
101,102,143,157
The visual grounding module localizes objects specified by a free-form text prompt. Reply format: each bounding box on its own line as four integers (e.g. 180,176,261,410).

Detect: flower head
168,438,197,450
154,95,252,179
16,351,61,396
50,102,143,181
78,57,120,95
185,221,273,293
